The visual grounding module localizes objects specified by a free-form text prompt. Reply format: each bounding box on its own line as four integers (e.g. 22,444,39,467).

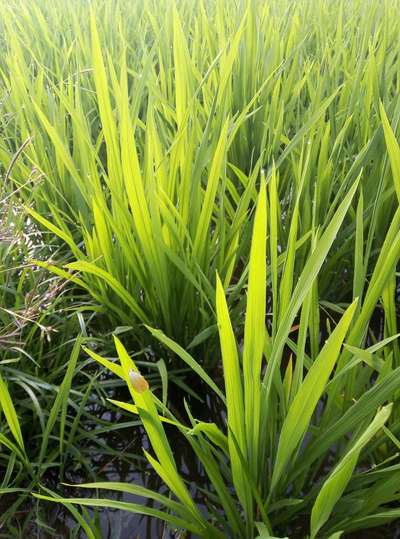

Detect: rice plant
1,0,399,356
36,179,400,537
0,0,400,536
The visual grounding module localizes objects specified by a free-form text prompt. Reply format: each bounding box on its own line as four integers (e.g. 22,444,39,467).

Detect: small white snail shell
129,369,149,393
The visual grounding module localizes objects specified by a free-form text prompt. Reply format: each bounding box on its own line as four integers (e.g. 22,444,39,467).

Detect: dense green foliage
1,0,400,537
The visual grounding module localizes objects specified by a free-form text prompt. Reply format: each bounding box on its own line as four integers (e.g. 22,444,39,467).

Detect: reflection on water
48,377,224,539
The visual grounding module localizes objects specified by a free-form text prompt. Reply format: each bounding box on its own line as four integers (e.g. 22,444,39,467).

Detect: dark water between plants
36,379,222,539
5,305,400,538
46,378,400,539
4,386,400,539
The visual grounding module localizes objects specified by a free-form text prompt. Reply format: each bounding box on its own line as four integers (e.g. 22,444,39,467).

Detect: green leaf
310,404,392,538
271,300,357,491
380,101,400,203
0,372,25,453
